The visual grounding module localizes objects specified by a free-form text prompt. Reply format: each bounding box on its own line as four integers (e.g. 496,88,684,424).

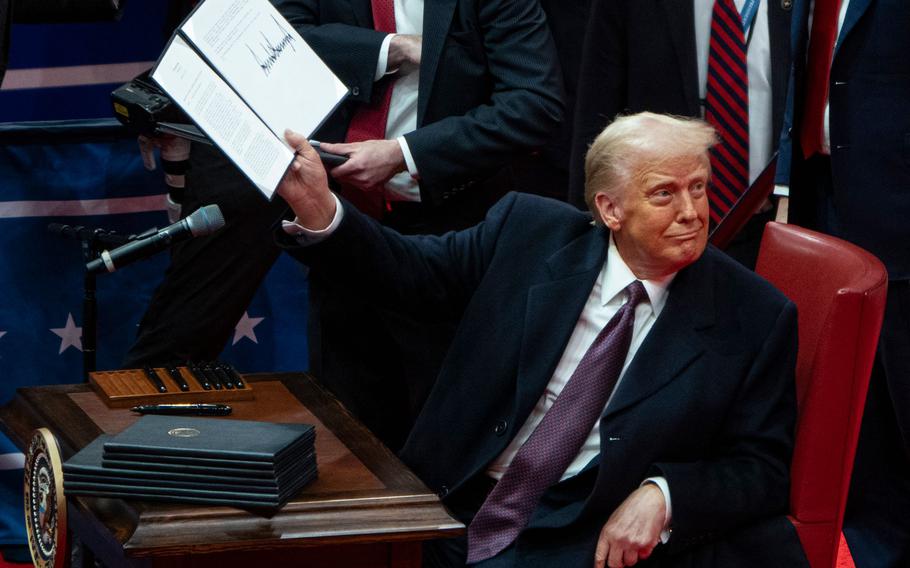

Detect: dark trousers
844,281,910,568
123,144,287,367
796,155,910,567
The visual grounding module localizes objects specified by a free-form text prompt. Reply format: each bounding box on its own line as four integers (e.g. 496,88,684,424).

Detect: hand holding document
151,0,349,199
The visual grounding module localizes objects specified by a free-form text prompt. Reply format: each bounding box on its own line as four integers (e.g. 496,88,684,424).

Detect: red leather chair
755,222,888,568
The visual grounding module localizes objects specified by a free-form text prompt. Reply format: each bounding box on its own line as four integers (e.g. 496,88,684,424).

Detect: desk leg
68,506,151,568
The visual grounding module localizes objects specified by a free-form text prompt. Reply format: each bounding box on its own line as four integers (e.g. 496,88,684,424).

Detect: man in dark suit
125,0,563,449
776,1,910,565
569,0,791,268
275,112,807,567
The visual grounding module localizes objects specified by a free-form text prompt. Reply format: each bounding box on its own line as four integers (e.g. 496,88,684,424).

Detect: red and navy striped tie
705,0,749,224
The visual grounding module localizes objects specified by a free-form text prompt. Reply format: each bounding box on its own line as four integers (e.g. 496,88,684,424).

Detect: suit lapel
768,0,792,136
514,228,609,423
418,0,457,125
835,0,873,56
662,0,701,116
601,249,715,421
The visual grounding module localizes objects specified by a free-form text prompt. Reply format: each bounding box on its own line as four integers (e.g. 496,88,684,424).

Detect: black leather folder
66,436,315,489
102,415,315,462
102,444,316,474
63,435,318,508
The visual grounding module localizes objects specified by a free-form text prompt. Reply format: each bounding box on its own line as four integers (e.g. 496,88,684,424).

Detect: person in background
776,0,910,565
570,0,791,269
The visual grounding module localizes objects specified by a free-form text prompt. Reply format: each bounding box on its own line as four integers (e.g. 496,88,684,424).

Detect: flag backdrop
0,0,310,549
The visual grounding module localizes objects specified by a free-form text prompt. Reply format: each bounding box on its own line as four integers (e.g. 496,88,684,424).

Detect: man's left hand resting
594,484,666,568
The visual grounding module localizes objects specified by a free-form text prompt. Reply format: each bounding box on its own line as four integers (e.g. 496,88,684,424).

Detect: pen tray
89,367,255,408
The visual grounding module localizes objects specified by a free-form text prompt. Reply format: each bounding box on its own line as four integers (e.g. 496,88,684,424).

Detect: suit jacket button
438,485,449,497
352,86,361,96
781,0,792,10
493,420,508,436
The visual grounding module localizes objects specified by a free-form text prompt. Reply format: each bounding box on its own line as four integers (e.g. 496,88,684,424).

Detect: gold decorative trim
24,428,67,568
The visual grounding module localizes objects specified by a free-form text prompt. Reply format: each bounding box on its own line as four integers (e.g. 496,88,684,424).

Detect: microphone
85,204,225,275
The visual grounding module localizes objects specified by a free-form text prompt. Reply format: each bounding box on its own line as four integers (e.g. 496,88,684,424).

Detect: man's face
595,154,710,279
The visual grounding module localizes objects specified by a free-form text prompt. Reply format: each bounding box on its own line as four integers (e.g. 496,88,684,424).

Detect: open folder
151,0,349,199
708,153,779,250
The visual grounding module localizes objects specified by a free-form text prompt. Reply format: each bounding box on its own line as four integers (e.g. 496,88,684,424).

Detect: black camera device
111,71,348,166
111,71,189,137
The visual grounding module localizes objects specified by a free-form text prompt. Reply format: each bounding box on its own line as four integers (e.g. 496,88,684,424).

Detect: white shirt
695,0,774,185
373,0,423,202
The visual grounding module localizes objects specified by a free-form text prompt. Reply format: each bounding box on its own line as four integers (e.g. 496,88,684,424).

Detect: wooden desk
0,373,463,567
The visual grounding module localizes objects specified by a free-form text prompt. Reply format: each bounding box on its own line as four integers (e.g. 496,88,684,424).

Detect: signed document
151,0,348,199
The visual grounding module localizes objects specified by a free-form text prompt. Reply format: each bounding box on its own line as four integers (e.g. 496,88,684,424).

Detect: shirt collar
601,234,676,316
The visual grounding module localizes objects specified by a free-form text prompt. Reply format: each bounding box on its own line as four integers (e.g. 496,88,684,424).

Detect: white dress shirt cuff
375,34,396,81
773,184,790,198
281,194,344,244
398,136,419,178
642,476,672,544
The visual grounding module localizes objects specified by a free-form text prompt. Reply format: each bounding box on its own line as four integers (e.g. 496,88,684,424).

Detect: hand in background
594,484,666,568
388,34,422,74
277,130,336,230
319,139,406,191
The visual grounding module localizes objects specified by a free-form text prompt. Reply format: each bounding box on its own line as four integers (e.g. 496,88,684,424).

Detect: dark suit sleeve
655,300,798,552
279,193,520,318
567,0,628,208
402,0,564,205
271,0,386,104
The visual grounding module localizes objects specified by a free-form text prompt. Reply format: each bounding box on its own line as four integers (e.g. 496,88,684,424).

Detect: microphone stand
48,224,130,380
81,232,102,380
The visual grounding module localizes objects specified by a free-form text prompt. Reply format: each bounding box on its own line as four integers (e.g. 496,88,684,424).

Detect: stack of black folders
62,415,317,510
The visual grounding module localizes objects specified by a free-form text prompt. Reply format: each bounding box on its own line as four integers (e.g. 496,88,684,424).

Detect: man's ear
594,191,622,231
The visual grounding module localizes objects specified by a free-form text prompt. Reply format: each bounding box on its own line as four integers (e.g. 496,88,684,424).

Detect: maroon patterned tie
466,281,649,564
705,0,749,225
340,0,397,218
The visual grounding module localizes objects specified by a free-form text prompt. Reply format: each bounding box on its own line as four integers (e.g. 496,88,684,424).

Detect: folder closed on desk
103,415,315,462
63,416,318,509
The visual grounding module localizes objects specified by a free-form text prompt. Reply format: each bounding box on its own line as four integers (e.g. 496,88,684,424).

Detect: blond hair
583,112,718,223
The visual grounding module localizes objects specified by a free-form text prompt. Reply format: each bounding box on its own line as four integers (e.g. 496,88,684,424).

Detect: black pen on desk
208,363,225,390
188,362,212,390
220,362,245,389
212,364,235,389
130,403,232,416
143,366,168,393
167,365,190,391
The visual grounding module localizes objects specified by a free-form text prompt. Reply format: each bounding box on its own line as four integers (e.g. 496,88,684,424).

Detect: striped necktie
704,0,749,224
